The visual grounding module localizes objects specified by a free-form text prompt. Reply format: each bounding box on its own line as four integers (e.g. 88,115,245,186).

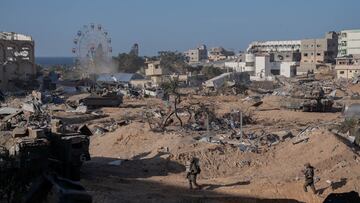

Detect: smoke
77,57,118,77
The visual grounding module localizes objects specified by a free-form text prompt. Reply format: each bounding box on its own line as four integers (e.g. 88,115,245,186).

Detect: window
340,71,345,74
311,53,314,56
304,53,308,57
350,70,352,73
317,44,321,48
317,53,321,56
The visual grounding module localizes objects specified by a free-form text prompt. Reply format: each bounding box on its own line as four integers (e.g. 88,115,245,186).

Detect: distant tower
130,43,139,56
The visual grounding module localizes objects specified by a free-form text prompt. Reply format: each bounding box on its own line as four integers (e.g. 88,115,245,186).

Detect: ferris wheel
72,23,112,65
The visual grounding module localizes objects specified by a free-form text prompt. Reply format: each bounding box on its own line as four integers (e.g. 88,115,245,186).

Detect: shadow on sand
81,154,305,203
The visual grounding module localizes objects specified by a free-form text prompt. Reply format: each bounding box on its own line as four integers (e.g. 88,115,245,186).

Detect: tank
281,83,333,112
80,94,123,108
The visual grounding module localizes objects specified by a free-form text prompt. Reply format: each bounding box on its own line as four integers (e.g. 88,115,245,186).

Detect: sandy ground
79,95,360,203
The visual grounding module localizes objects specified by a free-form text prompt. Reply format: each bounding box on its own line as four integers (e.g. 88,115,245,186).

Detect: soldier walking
303,163,317,194
186,157,201,189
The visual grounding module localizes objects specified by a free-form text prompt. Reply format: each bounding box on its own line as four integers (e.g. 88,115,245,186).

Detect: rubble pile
0,92,93,202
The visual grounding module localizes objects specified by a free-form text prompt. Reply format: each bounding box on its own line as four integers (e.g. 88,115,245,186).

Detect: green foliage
161,78,179,95
201,65,224,79
113,53,145,73
158,51,188,74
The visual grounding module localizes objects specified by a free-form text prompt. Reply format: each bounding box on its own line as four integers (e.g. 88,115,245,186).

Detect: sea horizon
35,56,75,67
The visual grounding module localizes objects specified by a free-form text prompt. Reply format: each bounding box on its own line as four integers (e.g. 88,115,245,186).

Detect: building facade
0,32,36,91
184,44,208,63
335,56,360,79
208,47,234,61
338,29,360,57
247,40,301,54
144,60,164,85
300,31,338,64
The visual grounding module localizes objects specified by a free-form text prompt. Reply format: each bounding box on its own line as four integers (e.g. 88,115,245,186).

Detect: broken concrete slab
0,107,20,115
28,128,46,139
78,124,93,136
12,127,28,138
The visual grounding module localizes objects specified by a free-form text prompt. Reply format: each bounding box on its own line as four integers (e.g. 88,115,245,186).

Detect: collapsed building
0,94,92,202
0,32,37,91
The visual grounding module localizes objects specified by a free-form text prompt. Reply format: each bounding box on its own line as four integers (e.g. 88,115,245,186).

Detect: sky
1,0,360,57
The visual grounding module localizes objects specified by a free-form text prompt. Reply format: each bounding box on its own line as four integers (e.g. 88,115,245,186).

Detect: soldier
303,163,317,194
186,157,201,189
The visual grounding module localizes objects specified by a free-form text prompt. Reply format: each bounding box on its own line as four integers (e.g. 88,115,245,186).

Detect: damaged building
0,32,36,91
299,31,338,74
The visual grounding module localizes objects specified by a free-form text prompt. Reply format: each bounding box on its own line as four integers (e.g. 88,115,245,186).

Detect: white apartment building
247,40,301,53
338,29,360,57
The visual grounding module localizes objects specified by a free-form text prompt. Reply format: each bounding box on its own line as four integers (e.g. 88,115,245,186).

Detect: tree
201,65,224,79
158,51,188,74
113,53,145,73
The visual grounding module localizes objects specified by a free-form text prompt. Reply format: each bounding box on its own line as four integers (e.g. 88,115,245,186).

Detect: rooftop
0,32,33,41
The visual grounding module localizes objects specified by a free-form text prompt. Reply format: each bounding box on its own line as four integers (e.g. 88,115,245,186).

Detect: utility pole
240,111,243,142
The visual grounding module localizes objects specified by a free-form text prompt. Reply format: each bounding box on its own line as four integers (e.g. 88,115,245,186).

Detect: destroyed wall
0,33,36,91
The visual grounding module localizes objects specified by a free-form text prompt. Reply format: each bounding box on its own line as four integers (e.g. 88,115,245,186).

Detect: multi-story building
247,40,301,54
298,32,338,74
272,51,301,62
301,31,338,64
335,55,360,79
0,32,36,91
144,59,164,84
338,29,360,58
208,47,234,61
246,40,301,64
184,44,207,63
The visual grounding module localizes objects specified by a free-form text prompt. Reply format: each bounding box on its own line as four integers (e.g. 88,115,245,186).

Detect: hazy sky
1,0,360,57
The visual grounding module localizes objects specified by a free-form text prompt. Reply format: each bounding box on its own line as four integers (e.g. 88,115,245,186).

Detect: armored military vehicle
281,82,333,112
80,90,123,108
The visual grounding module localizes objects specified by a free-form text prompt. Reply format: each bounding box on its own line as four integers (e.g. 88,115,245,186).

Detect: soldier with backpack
186,157,201,189
303,163,317,194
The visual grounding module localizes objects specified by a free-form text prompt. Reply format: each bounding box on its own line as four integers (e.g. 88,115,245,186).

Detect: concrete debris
271,131,293,141
292,126,315,145
0,107,20,115
12,127,28,138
